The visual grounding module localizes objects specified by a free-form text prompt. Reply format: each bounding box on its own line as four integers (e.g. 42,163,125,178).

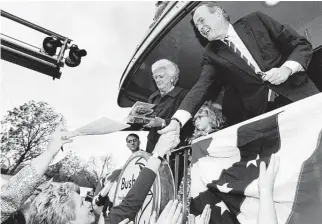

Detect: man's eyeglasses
127,139,138,144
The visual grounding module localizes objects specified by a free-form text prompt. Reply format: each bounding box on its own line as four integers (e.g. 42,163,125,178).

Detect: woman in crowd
0,125,77,223
17,129,179,224
144,59,192,153
27,182,95,224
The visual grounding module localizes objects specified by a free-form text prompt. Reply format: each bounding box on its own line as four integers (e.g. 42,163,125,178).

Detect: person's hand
157,119,181,149
92,195,102,214
188,204,211,224
47,125,78,154
99,180,113,197
150,200,183,224
258,154,280,196
262,66,292,85
153,131,180,157
158,119,180,135
92,180,114,212
118,218,134,224
144,117,165,128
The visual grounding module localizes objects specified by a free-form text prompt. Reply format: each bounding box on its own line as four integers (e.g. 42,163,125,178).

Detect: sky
0,1,156,168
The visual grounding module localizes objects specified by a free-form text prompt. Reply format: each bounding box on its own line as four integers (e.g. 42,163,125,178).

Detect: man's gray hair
151,59,180,85
192,2,230,22
27,183,77,224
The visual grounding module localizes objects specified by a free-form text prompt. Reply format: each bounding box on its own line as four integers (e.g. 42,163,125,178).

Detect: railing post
1,10,72,43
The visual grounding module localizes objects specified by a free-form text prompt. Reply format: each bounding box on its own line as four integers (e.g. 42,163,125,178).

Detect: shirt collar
222,24,236,43
150,86,184,100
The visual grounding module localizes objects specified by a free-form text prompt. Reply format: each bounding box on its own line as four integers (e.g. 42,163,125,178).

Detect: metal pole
1,45,61,78
57,38,68,65
1,45,58,68
182,148,189,224
1,10,72,43
304,29,311,42
174,153,180,198
1,37,57,64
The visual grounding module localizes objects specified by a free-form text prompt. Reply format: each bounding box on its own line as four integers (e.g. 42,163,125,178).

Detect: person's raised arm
149,200,183,224
188,204,211,224
1,126,77,222
257,11,312,85
30,126,77,176
256,11,312,72
257,154,280,224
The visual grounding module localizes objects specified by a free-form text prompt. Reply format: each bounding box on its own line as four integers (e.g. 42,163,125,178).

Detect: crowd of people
1,122,281,224
1,1,320,224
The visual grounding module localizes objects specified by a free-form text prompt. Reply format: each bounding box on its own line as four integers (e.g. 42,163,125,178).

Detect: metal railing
170,145,191,224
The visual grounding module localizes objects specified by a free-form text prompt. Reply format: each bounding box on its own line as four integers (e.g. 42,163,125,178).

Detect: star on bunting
216,201,230,215
246,154,259,168
217,183,233,193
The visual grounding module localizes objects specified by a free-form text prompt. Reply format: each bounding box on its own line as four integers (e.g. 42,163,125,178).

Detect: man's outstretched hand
158,119,181,135
154,131,180,157
157,119,181,149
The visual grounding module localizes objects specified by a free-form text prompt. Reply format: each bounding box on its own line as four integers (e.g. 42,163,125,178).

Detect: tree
1,101,64,174
87,155,112,181
73,168,97,189
45,152,112,189
81,155,113,189
0,155,11,174
46,151,84,182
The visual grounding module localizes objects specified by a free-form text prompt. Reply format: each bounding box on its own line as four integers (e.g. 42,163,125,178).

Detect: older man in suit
160,2,319,136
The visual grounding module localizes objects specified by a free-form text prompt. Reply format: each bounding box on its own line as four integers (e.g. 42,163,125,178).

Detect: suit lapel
213,41,263,82
233,20,265,71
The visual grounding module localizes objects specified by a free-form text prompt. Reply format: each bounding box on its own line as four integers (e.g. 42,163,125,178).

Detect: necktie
223,37,276,102
224,38,258,74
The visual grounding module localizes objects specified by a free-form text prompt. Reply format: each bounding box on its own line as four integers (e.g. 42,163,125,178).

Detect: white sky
0,1,156,168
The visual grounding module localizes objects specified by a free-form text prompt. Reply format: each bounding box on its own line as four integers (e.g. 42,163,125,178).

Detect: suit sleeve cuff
172,110,192,127
282,60,304,75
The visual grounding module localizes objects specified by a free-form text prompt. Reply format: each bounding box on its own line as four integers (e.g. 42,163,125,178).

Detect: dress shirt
173,24,304,126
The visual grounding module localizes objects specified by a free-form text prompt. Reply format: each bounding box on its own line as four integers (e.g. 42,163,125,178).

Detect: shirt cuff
172,110,192,127
282,60,304,75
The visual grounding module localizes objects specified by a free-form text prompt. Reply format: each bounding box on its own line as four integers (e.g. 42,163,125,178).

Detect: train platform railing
170,144,191,223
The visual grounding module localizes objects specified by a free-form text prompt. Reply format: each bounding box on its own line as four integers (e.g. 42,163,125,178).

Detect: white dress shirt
173,24,304,126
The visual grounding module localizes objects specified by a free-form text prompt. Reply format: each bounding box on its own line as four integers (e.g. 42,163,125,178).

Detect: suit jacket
179,11,319,118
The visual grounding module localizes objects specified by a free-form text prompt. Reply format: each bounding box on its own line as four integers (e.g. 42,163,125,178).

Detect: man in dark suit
159,2,319,136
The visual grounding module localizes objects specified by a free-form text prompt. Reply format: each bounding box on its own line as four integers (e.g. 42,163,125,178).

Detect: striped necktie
223,38,276,102
223,38,259,74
